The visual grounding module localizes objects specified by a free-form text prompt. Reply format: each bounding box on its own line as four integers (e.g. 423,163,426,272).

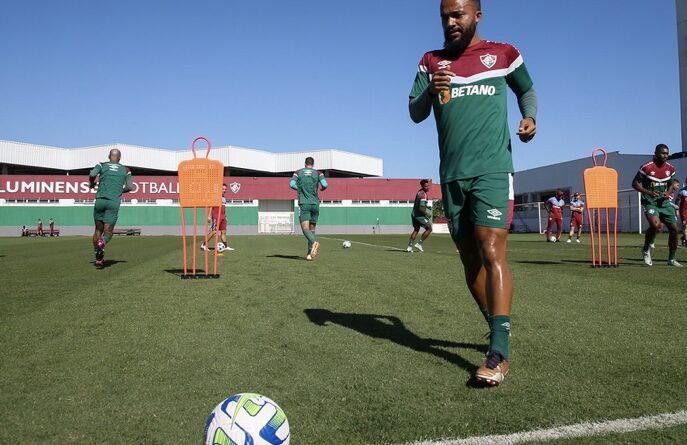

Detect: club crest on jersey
230,182,241,194
480,54,497,69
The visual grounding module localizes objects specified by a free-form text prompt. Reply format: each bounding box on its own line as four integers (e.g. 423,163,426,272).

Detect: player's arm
289,173,298,191
88,163,102,189
409,69,455,123
318,173,328,191
515,87,537,142
632,174,657,197
122,169,133,193
504,47,537,142
665,178,680,198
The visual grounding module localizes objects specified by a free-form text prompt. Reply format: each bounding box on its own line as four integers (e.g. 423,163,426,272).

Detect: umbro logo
438,60,451,69
487,208,502,221
108,164,119,171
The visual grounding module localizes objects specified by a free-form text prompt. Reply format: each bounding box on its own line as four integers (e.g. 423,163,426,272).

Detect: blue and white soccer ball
342,240,352,249
216,242,226,252
204,393,290,445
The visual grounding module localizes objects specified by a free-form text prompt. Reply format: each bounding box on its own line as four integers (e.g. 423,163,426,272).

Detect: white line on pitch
318,236,406,252
378,410,687,445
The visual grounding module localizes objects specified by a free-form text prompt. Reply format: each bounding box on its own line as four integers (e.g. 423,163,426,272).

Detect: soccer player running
407,179,433,252
201,183,234,254
89,148,133,267
290,157,328,261
676,178,687,248
409,0,537,386
632,144,682,267
566,192,584,243
37,218,43,236
544,190,565,242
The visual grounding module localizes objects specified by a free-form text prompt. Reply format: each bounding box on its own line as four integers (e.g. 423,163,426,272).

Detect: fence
512,189,648,234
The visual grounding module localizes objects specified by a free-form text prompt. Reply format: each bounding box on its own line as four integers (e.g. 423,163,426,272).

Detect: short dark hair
655,143,669,153
420,179,430,187
305,156,314,166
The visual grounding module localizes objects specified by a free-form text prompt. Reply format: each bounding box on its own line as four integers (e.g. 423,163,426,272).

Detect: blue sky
0,0,681,180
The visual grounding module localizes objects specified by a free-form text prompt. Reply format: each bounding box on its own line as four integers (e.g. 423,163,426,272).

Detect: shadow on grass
513,260,563,265
304,309,486,375
266,255,304,261
94,259,127,269
164,268,219,277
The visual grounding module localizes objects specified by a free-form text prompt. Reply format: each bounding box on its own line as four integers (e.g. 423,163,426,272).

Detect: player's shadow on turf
304,309,486,374
514,260,562,265
266,255,305,261
94,259,127,269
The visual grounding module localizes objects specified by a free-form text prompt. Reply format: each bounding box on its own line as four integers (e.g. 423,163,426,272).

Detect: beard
443,20,476,56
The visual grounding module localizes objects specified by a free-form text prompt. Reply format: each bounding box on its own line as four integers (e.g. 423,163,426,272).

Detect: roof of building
0,139,383,177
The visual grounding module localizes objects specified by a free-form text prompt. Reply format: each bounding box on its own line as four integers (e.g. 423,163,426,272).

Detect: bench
113,228,142,236
23,229,60,237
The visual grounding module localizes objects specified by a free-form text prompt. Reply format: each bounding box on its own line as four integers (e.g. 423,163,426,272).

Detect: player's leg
408,221,420,252
567,219,574,242
470,173,514,386
93,220,105,264
661,207,681,266
92,200,107,265
545,215,554,241
420,221,433,241
308,205,320,258
642,208,661,265
682,216,687,247
443,180,491,326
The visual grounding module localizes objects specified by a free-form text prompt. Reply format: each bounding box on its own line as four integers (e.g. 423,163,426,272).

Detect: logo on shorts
230,182,241,194
480,54,497,69
647,208,656,214
487,208,502,221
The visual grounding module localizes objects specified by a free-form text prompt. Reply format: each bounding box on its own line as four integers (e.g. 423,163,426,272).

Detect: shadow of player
304,308,485,374
94,259,128,269
266,255,306,261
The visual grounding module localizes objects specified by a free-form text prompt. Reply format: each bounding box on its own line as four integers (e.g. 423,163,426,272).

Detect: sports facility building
0,139,441,236
512,150,687,234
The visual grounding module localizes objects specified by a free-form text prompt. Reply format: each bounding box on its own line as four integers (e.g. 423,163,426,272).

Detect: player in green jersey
89,148,133,267
632,144,682,267
409,0,537,386
407,179,433,252
290,157,328,260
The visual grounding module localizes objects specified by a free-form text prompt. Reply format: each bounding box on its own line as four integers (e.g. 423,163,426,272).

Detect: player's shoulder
481,40,523,62
638,160,655,172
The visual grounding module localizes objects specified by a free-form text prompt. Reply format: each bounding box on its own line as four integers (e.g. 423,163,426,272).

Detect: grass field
1,233,686,444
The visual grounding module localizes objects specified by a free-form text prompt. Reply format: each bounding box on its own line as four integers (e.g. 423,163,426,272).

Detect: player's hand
517,117,536,142
648,190,658,198
429,70,455,96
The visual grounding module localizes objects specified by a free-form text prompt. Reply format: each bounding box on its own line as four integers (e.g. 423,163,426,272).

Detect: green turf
1,233,685,444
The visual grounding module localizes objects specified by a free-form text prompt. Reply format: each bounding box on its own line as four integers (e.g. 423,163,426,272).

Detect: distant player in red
49,217,55,236
37,218,44,237
566,192,584,243
201,183,233,254
676,178,687,247
544,190,565,242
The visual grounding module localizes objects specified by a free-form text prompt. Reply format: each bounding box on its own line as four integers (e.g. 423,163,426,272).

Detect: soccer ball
204,393,290,445
342,240,352,249
216,242,226,252
549,235,557,243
